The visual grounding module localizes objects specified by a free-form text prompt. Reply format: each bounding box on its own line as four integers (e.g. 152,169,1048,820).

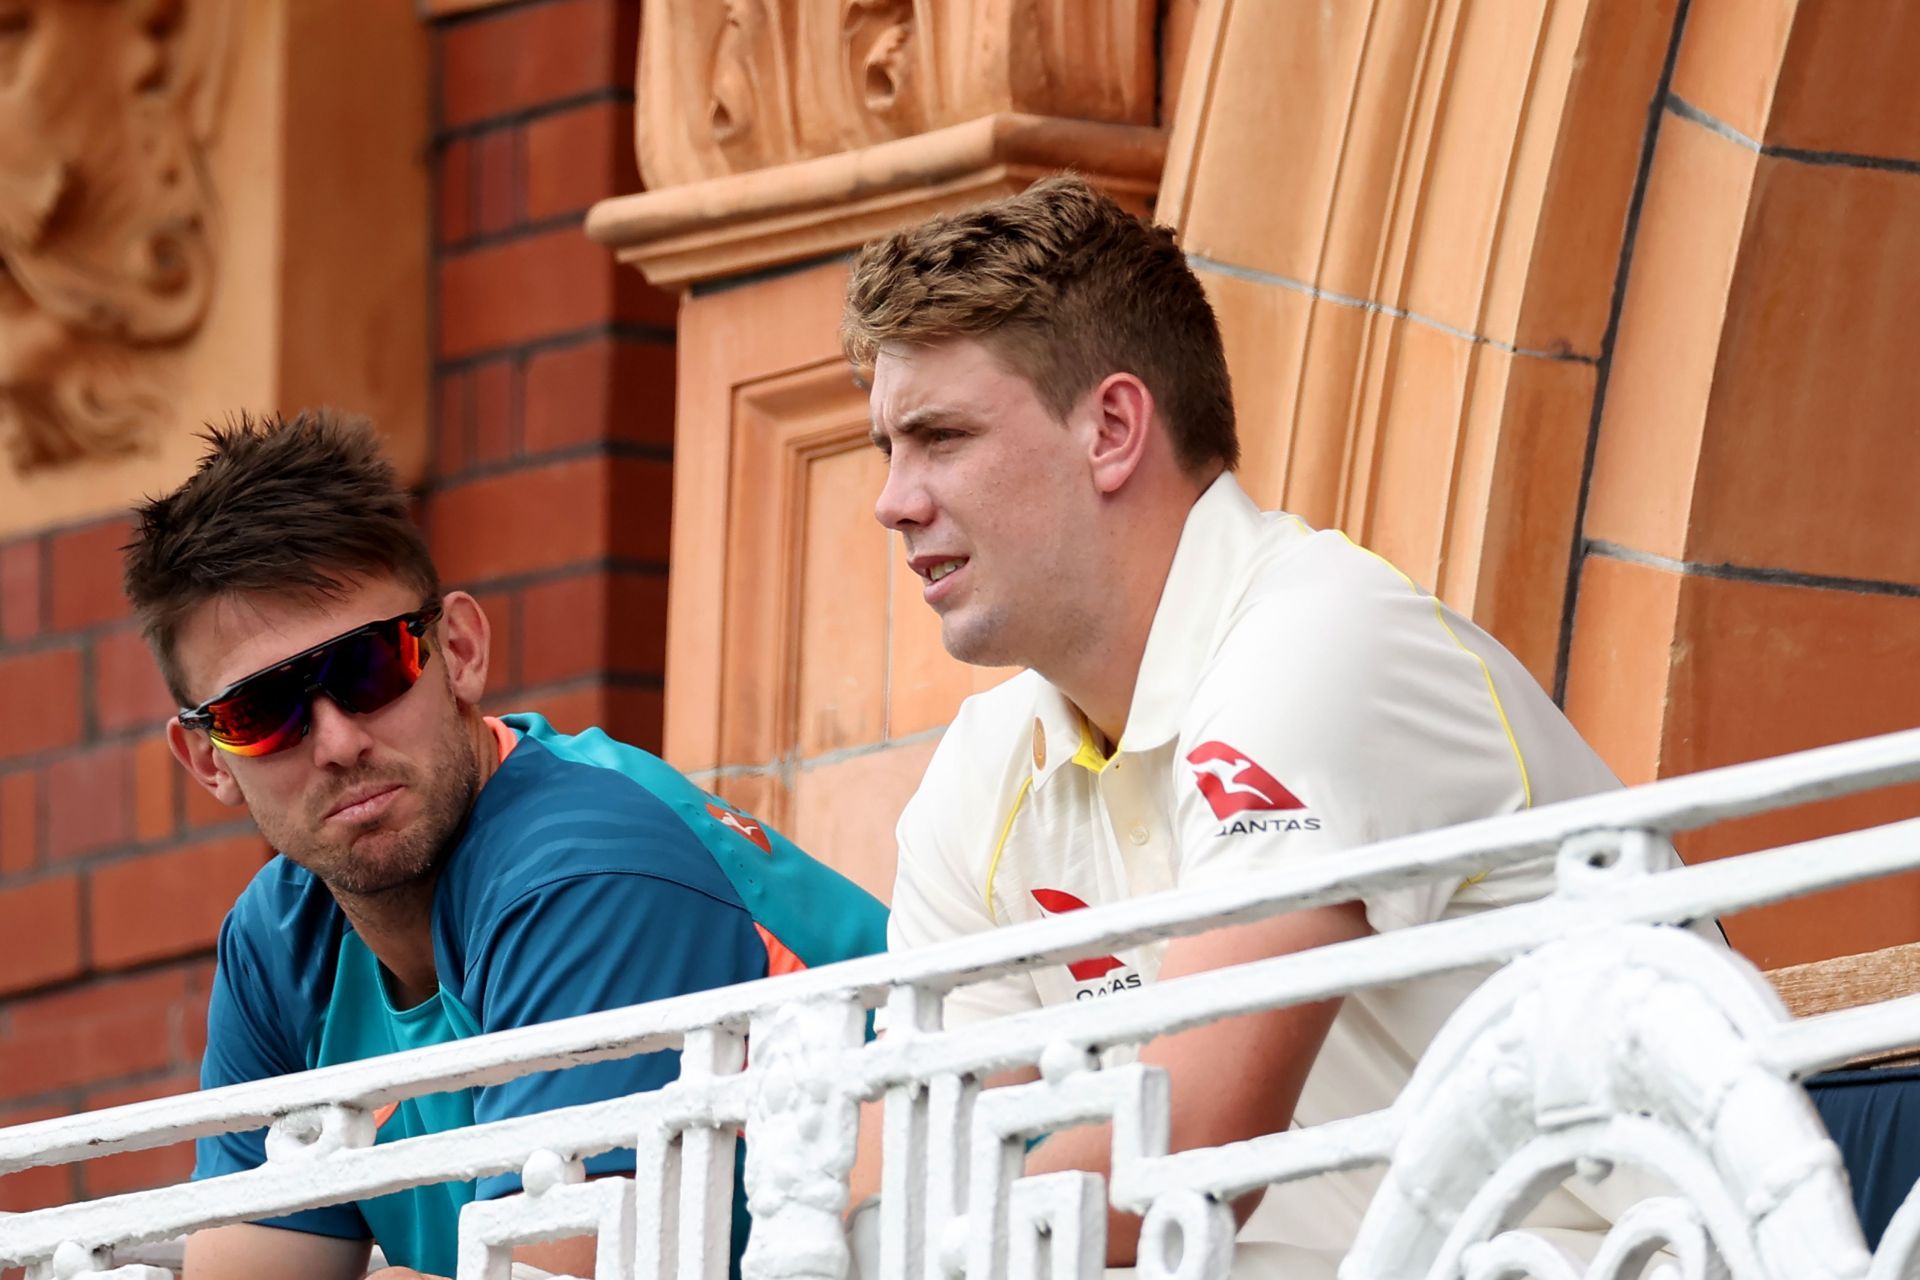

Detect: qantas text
1214,816,1321,837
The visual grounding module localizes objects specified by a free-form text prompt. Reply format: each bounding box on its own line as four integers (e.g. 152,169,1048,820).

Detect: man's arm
1022,900,1372,1267
185,1223,372,1280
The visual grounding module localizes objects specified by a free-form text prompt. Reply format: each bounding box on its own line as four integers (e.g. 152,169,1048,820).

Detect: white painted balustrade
5,728,1920,1280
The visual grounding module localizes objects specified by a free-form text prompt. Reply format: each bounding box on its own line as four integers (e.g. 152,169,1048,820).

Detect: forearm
1019,906,1367,1266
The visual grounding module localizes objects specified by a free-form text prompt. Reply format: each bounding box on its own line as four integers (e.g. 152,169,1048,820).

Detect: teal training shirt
194,715,889,1274
315,931,479,1279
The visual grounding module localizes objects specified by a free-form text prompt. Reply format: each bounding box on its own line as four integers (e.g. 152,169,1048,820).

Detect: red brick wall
0,514,249,1213
0,0,671,1223
427,0,673,748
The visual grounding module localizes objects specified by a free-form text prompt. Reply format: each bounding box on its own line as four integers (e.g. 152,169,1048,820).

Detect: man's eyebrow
872,407,970,450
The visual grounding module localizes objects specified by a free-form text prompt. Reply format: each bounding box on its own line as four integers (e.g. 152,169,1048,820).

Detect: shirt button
1128,824,1150,846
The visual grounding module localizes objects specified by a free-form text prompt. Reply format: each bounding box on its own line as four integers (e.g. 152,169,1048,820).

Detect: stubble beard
249,712,482,901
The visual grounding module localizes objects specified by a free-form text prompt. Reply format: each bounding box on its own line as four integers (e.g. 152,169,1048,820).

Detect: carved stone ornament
0,0,230,473
592,1,1166,289
636,0,1158,189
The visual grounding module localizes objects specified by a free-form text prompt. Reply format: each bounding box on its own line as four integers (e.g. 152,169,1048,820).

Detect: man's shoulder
919,670,1049,789
452,717,744,910
940,669,1049,746
1210,525,1501,688
216,856,344,1028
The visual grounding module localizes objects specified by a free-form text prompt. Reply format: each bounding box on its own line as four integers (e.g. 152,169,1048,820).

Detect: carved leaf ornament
0,0,229,472
637,0,1157,188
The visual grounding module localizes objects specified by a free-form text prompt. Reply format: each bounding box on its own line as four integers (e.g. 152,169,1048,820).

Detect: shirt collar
1116,470,1266,754
1028,679,1112,789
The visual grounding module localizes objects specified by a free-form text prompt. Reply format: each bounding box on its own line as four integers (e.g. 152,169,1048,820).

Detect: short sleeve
887,740,1042,1030
467,870,767,1201
192,912,370,1241
1172,589,1530,934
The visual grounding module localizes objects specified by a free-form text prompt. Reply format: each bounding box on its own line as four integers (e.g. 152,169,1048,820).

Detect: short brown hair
124,409,440,704
842,174,1237,473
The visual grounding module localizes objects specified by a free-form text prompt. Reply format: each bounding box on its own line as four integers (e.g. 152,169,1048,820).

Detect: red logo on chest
1186,741,1305,819
1029,888,1125,981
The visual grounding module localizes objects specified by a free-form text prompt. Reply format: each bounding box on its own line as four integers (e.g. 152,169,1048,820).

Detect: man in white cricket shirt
843,176,1700,1276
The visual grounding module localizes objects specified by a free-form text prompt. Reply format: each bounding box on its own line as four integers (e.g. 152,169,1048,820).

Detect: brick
0,1101,74,1214
80,1131,197,1198
436,134,474,246
9,967,193,1036
134,735,177,844
45,743,134,863
437,226,673,359
609,457,674,563
524,99,641,221
437,368,475,479
439,0,637,128
471,358,518,466
474,127,519,236
0,875,83,996
0,648,82,763
0,971,189,1100
0,770,37,875
429,455,608,585
522,337,675,455
0,1141,72,1213
87,836,265,971
0,538,42,643
499,683,661,752
48,518,133,631
519,569,667,687
77,1071,202,1198
183,770,243,829
93,626,175,734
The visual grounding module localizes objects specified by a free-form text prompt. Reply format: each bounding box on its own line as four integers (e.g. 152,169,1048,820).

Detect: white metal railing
4,728,1920,1279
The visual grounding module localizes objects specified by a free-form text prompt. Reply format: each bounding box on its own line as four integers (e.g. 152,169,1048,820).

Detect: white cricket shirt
888,472,1690,1264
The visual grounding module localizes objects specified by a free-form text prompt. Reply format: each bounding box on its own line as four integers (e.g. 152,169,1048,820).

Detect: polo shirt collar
1116,470,1264,754
1024,472,1266,785
1029,679,1111,789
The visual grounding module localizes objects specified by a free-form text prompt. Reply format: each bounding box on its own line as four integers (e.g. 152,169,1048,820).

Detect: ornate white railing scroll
1,727,1920,1280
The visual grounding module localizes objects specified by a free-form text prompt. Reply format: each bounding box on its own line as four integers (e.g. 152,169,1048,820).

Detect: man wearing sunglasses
125,411,887,1280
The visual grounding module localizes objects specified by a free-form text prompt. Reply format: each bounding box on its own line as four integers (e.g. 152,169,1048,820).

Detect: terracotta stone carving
0,0,230,472
638,0,1158,189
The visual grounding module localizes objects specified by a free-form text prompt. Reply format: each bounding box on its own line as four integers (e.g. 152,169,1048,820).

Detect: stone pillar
1563,0,1920,967
1161,0,1920,968
587,0,1178,898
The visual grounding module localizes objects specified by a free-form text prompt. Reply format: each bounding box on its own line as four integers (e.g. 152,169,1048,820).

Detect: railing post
741,998,865,1280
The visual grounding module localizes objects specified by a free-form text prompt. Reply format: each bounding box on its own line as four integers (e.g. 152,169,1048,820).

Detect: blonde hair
842,174,1237,474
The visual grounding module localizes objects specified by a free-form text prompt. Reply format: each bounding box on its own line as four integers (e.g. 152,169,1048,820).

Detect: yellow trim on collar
1070,721,1115,773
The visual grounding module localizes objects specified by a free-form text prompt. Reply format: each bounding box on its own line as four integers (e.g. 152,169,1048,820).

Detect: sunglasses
178,602,443,757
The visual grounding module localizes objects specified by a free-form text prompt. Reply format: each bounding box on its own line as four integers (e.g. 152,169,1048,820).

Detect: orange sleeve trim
483,715,518,764
755,923,808,979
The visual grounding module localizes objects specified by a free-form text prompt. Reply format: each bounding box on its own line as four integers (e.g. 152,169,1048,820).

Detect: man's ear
437,590,491,707
166,718,245,810
1085,372,1155,495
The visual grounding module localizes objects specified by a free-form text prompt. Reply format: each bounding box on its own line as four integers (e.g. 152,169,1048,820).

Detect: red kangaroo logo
1029,888,1125,980
1186,741,1306,819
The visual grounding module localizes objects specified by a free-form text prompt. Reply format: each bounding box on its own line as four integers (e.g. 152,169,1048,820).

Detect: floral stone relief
639,0,1158,188
0,0,229,473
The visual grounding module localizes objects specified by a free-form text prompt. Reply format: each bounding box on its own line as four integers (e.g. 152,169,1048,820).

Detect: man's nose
307,695,374,769
874,454,933,531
